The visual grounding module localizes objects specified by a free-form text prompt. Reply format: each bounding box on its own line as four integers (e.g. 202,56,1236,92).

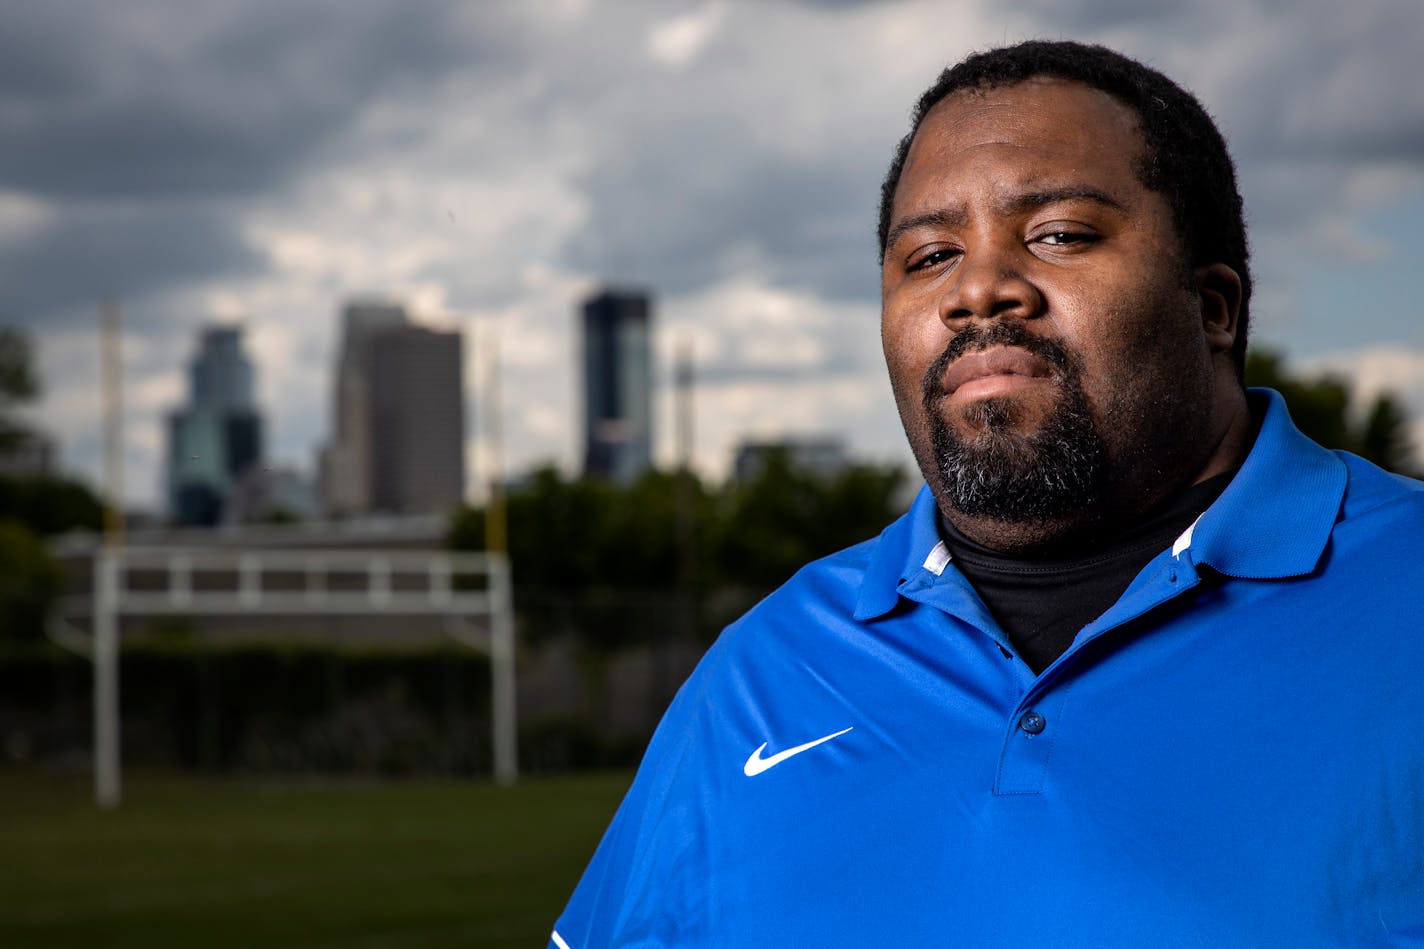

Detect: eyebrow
884,186,1129,253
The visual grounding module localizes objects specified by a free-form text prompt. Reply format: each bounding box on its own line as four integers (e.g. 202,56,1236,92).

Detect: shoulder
1298,453,1424,617
1337,451,1424,535
731,536,880,629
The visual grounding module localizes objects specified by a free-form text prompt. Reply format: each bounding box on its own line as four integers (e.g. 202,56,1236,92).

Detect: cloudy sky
5,0,1423,510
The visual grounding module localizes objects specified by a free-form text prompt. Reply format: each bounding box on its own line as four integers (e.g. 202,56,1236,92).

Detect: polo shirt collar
854,482,946,621
853,387,1347,622
1183,387,1346,579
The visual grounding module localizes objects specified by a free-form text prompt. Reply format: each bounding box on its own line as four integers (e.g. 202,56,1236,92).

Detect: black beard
922,323,1108,522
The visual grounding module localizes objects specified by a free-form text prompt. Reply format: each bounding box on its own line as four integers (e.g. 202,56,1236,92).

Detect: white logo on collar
923,541,951,576
743,727,854,777
1172,514,1203,558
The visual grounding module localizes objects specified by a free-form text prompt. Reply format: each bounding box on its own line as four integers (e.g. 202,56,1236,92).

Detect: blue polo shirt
551,390,1424,947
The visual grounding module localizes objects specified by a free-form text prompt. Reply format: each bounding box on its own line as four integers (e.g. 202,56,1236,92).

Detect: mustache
921,321,1073,403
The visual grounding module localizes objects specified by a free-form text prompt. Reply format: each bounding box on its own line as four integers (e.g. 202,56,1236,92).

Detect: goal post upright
490,555,517,786
93,548,121,810
95,298,124,810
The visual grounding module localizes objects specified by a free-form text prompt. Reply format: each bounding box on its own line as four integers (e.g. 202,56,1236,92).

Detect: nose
939,241,1043,326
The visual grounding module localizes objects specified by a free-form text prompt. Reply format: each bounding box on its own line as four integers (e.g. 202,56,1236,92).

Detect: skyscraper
320,302,465,517
320,302,405,515
166,325,264,525
581,288,653,483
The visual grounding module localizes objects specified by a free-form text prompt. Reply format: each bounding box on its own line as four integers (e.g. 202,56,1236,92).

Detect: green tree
1245,349,1418,475
0,518,63,641
448,467,715,650
449,466,708,592
0,325,108,642
448,457,905,649
0,327,104,536
0,326,39,450
711,450,904,589
0,475,103,535
1358,394,1414,475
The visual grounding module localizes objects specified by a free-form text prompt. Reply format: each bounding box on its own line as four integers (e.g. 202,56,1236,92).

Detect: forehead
895,78,1150,215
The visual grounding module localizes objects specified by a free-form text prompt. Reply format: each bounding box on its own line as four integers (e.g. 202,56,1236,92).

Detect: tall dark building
581,288,653,483
369,324,465,514
166,325,264,525
320,302,465,516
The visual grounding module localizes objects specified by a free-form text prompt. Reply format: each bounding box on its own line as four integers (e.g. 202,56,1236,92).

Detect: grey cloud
0,0,493,199
0,0,516,326
560,83,889,304
692,348,875,387
776,0,897,8
0,202,263,328
565,149,882,303
1084,2,1423,171
1012,0,1190,31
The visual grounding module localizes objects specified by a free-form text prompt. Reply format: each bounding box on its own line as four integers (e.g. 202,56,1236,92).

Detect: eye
1034,230,1098,247
906,247,959,272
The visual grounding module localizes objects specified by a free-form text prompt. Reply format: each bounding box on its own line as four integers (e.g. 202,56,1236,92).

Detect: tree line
1244,350,1417,476
446,346,1423,653
446,456,907,651
0,321,1418,644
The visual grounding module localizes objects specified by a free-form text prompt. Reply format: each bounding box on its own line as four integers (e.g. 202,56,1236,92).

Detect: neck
943,507,1114,558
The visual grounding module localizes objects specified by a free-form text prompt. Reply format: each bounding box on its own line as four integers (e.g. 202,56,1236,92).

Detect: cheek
882,295,946,366
881,321,940,410
1067,287,1207,412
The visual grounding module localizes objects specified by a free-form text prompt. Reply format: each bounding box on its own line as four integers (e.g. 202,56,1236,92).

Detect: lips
940,346,1056,396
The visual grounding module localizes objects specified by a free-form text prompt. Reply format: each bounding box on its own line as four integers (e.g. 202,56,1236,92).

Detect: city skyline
4,0,1422,508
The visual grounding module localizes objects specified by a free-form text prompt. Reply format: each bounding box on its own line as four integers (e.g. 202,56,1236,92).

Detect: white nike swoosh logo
743,726,854,777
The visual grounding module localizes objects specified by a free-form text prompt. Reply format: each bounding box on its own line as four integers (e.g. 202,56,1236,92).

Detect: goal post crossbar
53,546,517,808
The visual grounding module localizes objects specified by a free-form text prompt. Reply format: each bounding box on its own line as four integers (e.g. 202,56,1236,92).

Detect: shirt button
1019,711,1046,735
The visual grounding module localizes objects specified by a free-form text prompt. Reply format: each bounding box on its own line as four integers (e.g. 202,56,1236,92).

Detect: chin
953,394,1037,437
927,386,1109,524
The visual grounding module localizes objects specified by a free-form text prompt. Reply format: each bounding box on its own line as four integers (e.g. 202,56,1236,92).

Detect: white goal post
53,546,517,808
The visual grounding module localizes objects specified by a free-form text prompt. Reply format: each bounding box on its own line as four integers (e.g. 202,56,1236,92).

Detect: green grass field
0,769,632,948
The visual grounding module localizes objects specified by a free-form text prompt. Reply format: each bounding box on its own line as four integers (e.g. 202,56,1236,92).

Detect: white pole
94,548,121,809
96,299,124,810
482,330,517,785
99,299,124,546
490,554,517,786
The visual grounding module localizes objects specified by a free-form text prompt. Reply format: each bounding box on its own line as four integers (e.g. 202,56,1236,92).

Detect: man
551,41,1424,947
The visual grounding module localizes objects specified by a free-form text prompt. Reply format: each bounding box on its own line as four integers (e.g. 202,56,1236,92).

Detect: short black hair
878,40,1252,378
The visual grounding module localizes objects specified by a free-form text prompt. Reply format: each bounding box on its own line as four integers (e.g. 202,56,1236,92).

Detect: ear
1194,263,1242,355
1196,260,1241,353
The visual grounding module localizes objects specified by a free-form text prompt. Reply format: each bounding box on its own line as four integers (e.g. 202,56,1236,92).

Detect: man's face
881,78,1226,544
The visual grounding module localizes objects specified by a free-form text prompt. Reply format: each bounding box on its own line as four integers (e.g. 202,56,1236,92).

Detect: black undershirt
938,472,1234,674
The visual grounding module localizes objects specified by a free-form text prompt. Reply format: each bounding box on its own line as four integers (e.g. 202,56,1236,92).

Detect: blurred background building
319,301,465,517
226,463,319,524
581,287,653,484
165,325,264,526
733,436,849,483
